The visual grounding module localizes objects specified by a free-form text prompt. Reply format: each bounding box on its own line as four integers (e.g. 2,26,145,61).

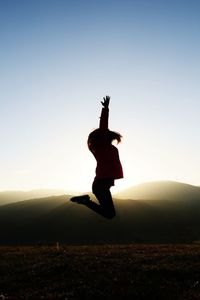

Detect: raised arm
99,96,110,130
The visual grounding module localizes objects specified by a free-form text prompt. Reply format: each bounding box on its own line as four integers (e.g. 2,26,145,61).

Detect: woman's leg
83,179,116,219
70,179,116,219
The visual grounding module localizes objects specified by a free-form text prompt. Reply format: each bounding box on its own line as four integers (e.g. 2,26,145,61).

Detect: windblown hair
88,129,122,149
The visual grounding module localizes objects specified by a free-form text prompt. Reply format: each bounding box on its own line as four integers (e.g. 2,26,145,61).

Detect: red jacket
88,107,123,180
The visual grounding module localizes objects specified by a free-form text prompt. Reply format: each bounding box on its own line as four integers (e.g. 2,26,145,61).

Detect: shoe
70,194,90,204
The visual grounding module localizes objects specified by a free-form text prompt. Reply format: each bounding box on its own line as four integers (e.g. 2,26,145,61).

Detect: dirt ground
0,244,200,299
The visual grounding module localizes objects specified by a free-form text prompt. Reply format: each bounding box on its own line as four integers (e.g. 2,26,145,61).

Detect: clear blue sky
1,0,200,192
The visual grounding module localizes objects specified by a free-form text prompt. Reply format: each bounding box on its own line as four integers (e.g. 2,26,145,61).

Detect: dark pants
85,179,116,219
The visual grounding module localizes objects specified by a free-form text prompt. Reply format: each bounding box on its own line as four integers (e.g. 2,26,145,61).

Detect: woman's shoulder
111,144,118,149
110,144,119,154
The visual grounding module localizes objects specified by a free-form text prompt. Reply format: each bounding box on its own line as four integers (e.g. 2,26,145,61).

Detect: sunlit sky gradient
1,0,200,192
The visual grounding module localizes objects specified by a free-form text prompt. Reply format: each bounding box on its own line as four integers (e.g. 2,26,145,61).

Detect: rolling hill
0,181,200,244
115,181,200,201
0,189,68,206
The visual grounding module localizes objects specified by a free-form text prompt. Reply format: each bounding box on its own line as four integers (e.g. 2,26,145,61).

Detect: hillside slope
0,189,68,206
0,194,200,244
115,181,200,201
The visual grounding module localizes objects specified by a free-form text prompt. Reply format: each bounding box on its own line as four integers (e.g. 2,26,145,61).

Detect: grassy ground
0,244,200,299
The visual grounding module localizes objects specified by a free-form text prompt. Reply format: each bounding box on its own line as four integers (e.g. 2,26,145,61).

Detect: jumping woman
71,96,123,219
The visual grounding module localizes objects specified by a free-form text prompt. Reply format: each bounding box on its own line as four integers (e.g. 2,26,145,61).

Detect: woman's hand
101,95,110,108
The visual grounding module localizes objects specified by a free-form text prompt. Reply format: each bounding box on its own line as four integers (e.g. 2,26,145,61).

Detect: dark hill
1,194,200,244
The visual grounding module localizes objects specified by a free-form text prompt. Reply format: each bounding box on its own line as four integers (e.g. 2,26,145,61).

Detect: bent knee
105,211,116,219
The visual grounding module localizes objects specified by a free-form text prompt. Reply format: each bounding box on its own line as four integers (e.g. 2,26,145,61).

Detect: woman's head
88,129,122,149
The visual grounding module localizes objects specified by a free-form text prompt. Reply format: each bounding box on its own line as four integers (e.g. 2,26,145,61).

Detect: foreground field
0,244,200,299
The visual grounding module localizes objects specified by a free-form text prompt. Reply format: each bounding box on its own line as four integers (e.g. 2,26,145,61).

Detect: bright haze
1,0,200,193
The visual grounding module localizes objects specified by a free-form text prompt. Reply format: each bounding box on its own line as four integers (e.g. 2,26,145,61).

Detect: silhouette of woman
71,96,123,219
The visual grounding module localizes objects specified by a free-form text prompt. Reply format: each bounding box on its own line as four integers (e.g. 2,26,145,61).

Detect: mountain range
0,189,68,206
116,180,200,201
0,181,200,244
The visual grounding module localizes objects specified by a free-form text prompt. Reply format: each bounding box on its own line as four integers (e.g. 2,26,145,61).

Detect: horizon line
0,179,199,193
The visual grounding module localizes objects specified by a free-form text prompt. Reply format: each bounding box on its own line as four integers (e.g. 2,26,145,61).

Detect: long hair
88,129,122,149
